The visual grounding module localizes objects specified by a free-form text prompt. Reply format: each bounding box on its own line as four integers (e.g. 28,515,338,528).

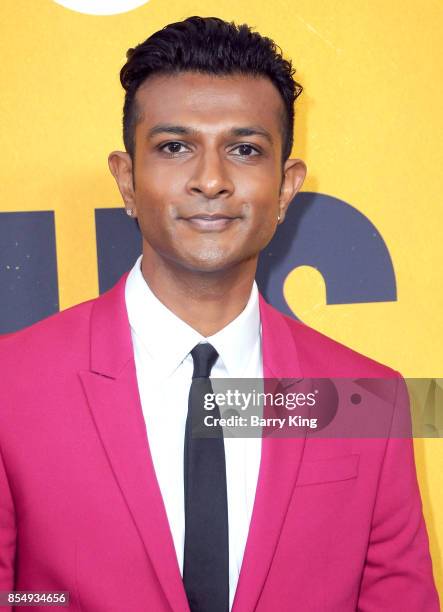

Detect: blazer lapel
232,295,307,612
78,273,189,612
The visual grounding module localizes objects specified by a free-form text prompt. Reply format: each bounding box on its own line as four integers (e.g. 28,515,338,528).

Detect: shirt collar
125,255,261,378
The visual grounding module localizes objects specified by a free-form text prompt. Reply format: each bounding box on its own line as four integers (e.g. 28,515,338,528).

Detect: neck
140,247,258,337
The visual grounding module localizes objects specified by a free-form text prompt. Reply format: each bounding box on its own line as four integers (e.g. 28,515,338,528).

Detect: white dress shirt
125,255,262,610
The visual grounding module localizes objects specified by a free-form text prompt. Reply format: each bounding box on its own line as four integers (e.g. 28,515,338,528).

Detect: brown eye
232,144,260,156
160,142,188,155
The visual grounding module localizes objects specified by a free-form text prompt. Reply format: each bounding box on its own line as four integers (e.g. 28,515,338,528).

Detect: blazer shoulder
279,310,399,378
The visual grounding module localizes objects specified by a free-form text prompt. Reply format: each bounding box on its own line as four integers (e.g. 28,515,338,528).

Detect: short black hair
119,16,302,165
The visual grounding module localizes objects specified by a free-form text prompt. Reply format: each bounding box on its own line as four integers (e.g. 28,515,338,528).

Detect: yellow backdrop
1,0,442,595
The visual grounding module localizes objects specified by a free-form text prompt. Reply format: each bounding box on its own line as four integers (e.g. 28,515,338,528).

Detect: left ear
278,158,307,223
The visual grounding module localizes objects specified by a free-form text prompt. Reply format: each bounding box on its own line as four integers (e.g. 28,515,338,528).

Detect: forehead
134,71,285,136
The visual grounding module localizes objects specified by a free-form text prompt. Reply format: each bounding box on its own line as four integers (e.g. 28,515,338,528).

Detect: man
0,15,439,612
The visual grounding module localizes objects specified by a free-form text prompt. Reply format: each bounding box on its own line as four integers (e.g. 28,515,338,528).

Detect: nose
186,149,234,199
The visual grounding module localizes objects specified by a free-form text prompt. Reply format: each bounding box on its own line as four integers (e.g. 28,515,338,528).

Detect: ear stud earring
126,208,134,217
277,213,281,222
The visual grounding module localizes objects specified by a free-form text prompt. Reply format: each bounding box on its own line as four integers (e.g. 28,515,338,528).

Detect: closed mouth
186,214,237,220
179,213,240,231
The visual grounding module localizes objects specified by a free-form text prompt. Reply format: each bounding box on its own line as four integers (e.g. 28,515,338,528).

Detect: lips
181,213,240,231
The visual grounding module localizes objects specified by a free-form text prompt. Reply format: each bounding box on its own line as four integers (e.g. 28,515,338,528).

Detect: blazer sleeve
0,443,16,595
357,375,440,611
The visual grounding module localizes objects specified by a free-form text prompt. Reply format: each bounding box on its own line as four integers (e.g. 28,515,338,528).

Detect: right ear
108,151,137,217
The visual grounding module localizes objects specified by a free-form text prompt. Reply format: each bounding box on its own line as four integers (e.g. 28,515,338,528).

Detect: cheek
134,177,182,227
245,187,280,224
134,155,186,201
237,168,281,210
137,179,180,203
244,189,281,246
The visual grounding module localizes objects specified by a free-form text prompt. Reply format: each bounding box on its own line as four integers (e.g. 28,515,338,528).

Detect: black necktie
183,343,229,612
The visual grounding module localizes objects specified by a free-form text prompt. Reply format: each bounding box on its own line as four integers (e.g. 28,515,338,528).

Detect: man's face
110,71,306,274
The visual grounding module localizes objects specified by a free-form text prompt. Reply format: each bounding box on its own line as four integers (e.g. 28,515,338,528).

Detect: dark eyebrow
229,126,273,145
147,124,197,139
147,123,273,145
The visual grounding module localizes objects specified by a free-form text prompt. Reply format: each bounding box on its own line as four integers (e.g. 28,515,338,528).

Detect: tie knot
190,343,219,379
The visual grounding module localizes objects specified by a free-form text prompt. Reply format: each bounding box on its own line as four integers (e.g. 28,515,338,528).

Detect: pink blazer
0,272,439,611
